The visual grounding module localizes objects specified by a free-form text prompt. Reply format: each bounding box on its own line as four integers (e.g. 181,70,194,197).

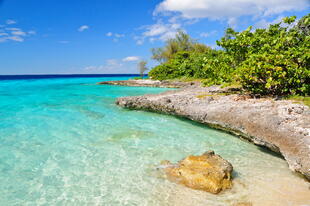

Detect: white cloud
136,39,144,45
227,17,238,28
78,25,89,32
0,21,35,43
84,65,105,71
254,16,284,29
200,30,217,38
137,0,309,42
122,56,140,62
83,57,144,74
143,23,169,37
11,30,27,36
106,32,113,36
6,19,16,25
115,33,124,38
105,59,123,69
28,30,36,35
6,36,24,42
58,40,69,44
136,20,181,44
5,27,20,31
155,0,309,20
106,32,125,42
84,59,123,71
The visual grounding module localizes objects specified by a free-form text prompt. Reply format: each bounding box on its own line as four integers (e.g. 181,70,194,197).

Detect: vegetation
286,95,310,107
137,60,148,79
148,14,310,97
151,30,210,63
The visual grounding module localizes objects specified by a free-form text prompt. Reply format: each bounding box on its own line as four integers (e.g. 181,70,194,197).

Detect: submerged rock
161,151,233,194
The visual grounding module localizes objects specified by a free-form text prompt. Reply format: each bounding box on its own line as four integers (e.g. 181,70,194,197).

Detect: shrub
149,51,206,80
241,17,309,95
201,51,237,86
239,53,309,95
148,14,310,96
173,52,206,77
148,64,182,80
217,15,309,95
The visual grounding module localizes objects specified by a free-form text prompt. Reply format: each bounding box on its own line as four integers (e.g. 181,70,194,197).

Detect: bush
216,15,309,95
148,14,310,96
148,51,206,80
201,51,237,86
235,17,310,95
148,64,182,80
239,53,309,95
173,52,206,77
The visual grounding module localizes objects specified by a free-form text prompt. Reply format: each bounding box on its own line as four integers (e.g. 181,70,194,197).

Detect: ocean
0,75,309,205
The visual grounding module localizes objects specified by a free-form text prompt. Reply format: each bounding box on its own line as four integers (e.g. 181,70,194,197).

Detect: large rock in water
161,151,233,194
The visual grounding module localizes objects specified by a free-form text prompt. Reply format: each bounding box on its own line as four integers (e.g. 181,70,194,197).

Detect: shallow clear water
0,77,309,206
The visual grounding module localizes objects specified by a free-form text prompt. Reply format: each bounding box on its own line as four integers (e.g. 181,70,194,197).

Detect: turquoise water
0,77,309,206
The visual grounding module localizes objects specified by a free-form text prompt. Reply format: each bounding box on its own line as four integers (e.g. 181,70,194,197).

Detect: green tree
151,30,210,62
192,43,211,53
138,60,148,79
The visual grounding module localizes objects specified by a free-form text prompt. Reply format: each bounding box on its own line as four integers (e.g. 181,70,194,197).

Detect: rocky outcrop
116,86,310,180
160,151,233,194
98,79,199,88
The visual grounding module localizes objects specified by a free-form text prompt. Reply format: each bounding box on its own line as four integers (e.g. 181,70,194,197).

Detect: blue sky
0,0,309,75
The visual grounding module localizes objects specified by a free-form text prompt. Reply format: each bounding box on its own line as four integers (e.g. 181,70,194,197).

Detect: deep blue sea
0,75,309,205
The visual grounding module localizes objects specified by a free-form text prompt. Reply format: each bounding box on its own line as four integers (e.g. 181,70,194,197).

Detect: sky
0,0,309,75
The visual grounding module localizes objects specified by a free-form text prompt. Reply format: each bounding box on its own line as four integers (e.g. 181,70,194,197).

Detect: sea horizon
0,74,145,81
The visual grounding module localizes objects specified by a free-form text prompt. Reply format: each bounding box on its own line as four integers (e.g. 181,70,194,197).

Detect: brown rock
161,151,233,194
233,202,252,206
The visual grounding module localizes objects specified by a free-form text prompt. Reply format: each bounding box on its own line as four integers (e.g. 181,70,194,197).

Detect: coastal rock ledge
98,79,198,88
160,151,233,194
116,86,310,180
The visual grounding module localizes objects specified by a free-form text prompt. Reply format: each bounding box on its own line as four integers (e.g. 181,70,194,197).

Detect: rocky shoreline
97,79,199,88
102,80,310,180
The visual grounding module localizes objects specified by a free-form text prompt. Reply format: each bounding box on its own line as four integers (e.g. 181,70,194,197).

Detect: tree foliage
138,60,148,78
151,30,210,62
149,14,310,96
217,15,309,95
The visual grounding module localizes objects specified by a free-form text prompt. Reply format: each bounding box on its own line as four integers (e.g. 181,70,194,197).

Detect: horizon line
0,73,145,76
